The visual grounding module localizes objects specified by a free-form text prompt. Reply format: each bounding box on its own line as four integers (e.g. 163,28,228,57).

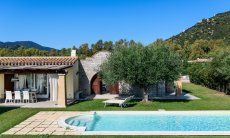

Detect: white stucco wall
66,60,79,99
0,74,4,98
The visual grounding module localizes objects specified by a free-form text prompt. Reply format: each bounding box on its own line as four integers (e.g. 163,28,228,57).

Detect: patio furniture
5,91,13,103
14,91,21,103
22,91,30,103
103,95,134,108
30,92,37,103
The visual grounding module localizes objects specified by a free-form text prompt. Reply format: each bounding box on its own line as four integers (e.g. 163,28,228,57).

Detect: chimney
71,50,76,57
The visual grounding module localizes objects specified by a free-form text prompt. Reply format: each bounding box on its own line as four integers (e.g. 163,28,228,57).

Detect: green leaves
100,43,182,90
188,49,230,94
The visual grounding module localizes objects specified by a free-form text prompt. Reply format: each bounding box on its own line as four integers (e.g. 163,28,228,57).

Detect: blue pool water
65,112,230,131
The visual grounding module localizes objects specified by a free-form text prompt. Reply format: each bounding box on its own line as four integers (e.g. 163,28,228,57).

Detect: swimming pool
63,111,230,132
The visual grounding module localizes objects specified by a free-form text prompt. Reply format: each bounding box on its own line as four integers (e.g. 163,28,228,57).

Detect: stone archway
79,51,111,95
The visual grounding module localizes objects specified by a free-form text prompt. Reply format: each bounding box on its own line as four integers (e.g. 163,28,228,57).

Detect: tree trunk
142,88,149,102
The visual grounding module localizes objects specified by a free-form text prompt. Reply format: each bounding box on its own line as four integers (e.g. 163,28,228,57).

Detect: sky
0,0,230,49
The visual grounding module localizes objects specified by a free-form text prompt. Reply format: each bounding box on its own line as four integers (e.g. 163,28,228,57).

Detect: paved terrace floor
0,100,76,108
2,111,88,135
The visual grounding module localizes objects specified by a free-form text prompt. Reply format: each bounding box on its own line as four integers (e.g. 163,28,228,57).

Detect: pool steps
58,111,97,132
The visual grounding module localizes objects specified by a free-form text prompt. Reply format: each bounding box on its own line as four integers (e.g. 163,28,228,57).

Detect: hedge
188,51,230,94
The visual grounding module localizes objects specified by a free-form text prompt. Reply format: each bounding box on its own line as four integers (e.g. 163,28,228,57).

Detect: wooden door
92,77,102,94
4,74,14,91
108,83,119,94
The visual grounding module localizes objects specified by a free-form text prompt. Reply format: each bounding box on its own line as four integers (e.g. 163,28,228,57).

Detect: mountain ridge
0,41,54,51
168,11,230,45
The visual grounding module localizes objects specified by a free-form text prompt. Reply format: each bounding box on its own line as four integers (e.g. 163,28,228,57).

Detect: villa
0,54,79,107
0,50,182,108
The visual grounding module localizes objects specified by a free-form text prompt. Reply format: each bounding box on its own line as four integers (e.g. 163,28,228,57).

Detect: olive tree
100,43,182,102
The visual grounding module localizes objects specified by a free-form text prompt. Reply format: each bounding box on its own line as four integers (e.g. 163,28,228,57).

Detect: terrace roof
0,56,78,73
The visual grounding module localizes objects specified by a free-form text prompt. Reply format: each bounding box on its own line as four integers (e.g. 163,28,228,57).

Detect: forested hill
0,41,53,51
169,11,230,45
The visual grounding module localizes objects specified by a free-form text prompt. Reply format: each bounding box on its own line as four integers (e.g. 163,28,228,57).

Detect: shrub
188,50,230,94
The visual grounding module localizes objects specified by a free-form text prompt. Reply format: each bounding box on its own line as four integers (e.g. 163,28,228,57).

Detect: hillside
169,11,230,45
0,41,53,51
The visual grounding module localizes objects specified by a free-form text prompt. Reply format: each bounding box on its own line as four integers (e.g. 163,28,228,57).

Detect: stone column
176,80,182,96
58,74,66,107
0,74,4,98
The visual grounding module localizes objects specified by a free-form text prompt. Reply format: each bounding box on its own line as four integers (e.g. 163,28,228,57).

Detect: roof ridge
0,56,78,58
0,56,78,66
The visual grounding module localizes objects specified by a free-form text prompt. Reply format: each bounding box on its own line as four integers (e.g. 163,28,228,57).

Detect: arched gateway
90,73,119,95
90,74,102,94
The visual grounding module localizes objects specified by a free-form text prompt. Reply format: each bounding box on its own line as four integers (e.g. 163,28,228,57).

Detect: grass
0,83,229,137
67,83,230,111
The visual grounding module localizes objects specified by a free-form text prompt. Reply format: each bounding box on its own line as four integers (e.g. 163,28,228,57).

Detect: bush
188,50,230,94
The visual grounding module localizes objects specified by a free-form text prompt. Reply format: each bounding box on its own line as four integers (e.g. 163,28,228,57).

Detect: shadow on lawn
131,99,189,103
68,99,96,106
183,89,192,94
153,99,190,103
0,107,19,115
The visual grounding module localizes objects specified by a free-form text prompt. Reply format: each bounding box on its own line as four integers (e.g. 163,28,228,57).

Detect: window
26,74,47,95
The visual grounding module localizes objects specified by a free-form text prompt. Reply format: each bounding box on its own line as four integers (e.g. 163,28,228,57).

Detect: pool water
65,112,230,131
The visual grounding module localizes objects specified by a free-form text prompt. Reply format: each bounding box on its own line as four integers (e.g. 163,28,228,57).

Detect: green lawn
67,83,230,111
0,83,229,137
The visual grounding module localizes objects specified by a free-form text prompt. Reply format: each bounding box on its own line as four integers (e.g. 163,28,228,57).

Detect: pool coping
3,111,230,136
59,111,230,135
94,110,230,114
82,131,230,135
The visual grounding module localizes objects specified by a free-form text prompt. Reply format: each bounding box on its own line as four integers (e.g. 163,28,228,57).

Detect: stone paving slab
2,111,88,135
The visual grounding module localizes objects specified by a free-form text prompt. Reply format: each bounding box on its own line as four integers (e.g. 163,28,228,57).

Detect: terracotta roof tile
0,57,78,66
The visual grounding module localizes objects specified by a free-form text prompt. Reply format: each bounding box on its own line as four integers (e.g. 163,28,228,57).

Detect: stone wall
79,51,110,95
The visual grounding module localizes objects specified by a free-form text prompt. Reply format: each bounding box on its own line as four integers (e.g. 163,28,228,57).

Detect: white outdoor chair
5,91,13,103
103,95,134,108
14,91,21,103
22,91,30,103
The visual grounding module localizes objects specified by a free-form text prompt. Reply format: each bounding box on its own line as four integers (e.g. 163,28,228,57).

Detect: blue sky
0,0,229,49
